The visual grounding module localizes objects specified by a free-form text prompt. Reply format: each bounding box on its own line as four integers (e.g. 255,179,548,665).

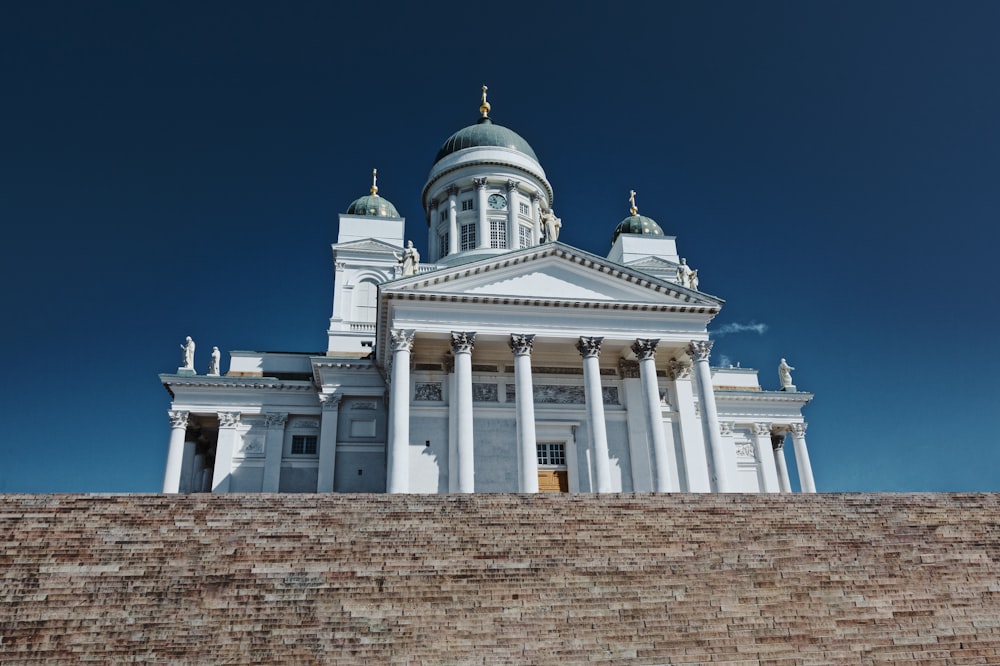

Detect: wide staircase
2,493,1000,664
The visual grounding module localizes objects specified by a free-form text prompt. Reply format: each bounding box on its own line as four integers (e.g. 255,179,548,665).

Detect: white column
530,192,542,245
474,178,489,249
162,410,189,493
261,412,287,492
772,434,792,493
688,340,732,492
752,423,780,493
212,411,240,493
577,336,612,493
447,186,459,255
386,329,414,493
317,396,341,492
452,331,477,492
632,339,673,492
511,334,538,493
506,179,519,250
427,201,438,262
670,359,711,491
790,423,816,492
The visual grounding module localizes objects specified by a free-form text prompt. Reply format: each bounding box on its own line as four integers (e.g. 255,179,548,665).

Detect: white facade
160,94,815,495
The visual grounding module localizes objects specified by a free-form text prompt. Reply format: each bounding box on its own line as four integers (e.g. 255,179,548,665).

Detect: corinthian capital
688,340,714,362
506,179,520,192
576,336,604,359
631,338,660,362
473,177,488,190
168,410,189,429
790,422,808,437
753,422,773,437
450,331,477,354
390,329,415,352
265,412,288,427
509,333,535,356
667,358,692,380
218,412,241,429
446,185,459,197
320,395,343,410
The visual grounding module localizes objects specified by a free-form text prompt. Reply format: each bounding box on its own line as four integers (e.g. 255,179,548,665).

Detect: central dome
434,117,539,164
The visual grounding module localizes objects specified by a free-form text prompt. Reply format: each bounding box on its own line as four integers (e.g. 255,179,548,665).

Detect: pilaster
316,396,341,492
212,411,240,493
262,412,287,492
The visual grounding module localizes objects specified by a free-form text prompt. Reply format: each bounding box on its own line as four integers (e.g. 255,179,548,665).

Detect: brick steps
2,493,1000,664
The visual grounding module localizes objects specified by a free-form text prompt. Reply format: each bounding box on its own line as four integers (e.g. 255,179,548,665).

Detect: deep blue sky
2,2,998,492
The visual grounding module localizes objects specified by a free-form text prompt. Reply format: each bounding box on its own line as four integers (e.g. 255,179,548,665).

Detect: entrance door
537,442,569,493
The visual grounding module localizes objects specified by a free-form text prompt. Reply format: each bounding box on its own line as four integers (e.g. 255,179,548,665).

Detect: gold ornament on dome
480,85,491,118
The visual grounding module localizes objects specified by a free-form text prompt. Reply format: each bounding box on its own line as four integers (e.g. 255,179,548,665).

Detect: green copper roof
611,214,664,246
346,194,400,218
434,118,539,164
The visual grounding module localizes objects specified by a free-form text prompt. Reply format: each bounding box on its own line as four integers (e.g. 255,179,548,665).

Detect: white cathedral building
160,89,815,495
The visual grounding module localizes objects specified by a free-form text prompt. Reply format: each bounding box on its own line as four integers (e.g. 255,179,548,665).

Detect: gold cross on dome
629,189,638,215
371,168,378,196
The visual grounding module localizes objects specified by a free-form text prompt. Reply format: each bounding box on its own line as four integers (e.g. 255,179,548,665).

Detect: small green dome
434,117,539,164
346,194,400,218
611,214,664,246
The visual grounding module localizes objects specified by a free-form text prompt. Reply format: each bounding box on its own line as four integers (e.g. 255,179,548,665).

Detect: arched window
352,280,378,323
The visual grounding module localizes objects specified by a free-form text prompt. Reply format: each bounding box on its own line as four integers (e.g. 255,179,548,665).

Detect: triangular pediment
383,243,722,309
627,255,678,269
331,238,401,253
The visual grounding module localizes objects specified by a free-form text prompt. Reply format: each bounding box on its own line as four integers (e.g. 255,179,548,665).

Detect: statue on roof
208,346,221,376
180,336,195,371
676,258,695,288
778,358,796,391
394,240,420,276
540,207,561,242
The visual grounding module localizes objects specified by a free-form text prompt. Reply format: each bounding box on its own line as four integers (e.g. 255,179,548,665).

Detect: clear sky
2,1,998,493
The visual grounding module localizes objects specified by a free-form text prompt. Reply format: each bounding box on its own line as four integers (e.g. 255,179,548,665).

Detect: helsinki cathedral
160,88,815,495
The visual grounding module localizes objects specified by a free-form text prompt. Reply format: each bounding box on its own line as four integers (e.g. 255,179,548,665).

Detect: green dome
611,214,664,246
346,194,400,218
434,117,539,164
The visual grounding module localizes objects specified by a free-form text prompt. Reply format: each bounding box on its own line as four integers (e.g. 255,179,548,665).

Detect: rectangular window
519,202,530,216
489,219,507,249
460,223,477,250
518,224,532,249
439,232,449,259
537,442,566,467
461,198,474,211
291,435,318,455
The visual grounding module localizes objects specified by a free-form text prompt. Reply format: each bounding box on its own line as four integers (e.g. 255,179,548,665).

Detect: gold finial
479,85,491,118
370,168,379,196
629,189,638,216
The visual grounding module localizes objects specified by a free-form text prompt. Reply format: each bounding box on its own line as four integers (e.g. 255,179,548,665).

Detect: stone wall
3,493,1000,664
